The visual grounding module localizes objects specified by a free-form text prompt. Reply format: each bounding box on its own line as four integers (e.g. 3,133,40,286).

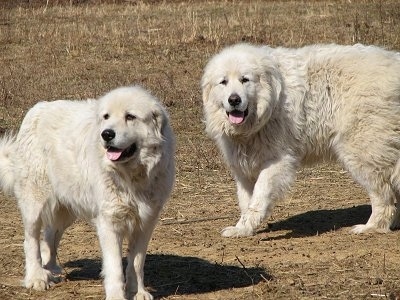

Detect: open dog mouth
226,109,249,125
106,143,137,162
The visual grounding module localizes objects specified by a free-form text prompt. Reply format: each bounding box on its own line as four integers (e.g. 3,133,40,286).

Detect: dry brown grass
1,1,400,299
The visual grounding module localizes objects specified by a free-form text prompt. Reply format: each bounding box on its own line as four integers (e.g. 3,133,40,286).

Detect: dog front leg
221,173,254,237
96,218,126,300
222,154,297,237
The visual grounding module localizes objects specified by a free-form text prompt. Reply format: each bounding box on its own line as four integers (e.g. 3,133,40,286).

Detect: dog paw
26,278,50,291
25,268,62,291
351,224,370,234
221,226,254,237
25,271,51,291
351,224,390,234
134,291,153,300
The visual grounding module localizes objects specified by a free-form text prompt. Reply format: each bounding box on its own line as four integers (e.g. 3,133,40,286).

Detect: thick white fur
202,43,400,237
0,86,175,299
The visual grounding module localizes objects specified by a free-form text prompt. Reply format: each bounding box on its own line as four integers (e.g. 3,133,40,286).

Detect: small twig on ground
174,285,180,295
235,255,254,285
260,273,271,283
161,215,233,225
171,228,183,235
383,253,386,274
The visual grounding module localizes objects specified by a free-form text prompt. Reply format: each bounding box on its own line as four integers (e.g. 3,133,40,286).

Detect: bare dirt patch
1,1,400,299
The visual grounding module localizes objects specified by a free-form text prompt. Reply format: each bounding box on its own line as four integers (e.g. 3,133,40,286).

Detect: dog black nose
101,129,115,142
228,94,241,107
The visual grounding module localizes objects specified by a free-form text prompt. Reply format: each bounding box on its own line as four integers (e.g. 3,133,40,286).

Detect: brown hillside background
1,1,400,299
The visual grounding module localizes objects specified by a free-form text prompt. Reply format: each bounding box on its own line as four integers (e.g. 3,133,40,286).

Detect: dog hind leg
18,194,58,290
339,151,397,233
41,205,76,275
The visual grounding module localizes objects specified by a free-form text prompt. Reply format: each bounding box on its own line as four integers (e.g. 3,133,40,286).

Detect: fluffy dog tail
0,132,17,195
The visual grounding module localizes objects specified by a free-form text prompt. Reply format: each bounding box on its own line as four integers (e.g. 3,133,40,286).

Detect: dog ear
270,71,282,100
260,68,282,101
152,105,167,139
201,74,212,105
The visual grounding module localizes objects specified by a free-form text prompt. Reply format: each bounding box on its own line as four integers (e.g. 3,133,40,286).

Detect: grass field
1,1,400,299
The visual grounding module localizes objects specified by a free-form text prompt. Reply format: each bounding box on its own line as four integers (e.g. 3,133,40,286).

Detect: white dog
202,43,400,237
0,86,175,299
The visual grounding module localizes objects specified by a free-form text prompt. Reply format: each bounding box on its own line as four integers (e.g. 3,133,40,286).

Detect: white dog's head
201,43,282,138
97,86,168,168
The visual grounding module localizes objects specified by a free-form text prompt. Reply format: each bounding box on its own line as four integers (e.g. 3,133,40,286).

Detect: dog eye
240,77,250,84
219,79,228,85
126,114,136,121
103,113,110,120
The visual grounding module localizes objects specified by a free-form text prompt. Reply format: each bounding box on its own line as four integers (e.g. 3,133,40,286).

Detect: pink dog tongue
107,149,123,161
229,111,245,124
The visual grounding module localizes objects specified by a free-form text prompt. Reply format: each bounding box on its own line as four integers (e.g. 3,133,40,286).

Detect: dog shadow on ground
258,204,372,240
64,254,271,298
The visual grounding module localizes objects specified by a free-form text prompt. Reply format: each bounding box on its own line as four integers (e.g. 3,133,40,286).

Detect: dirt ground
2,164,400,300
1,1,400,299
